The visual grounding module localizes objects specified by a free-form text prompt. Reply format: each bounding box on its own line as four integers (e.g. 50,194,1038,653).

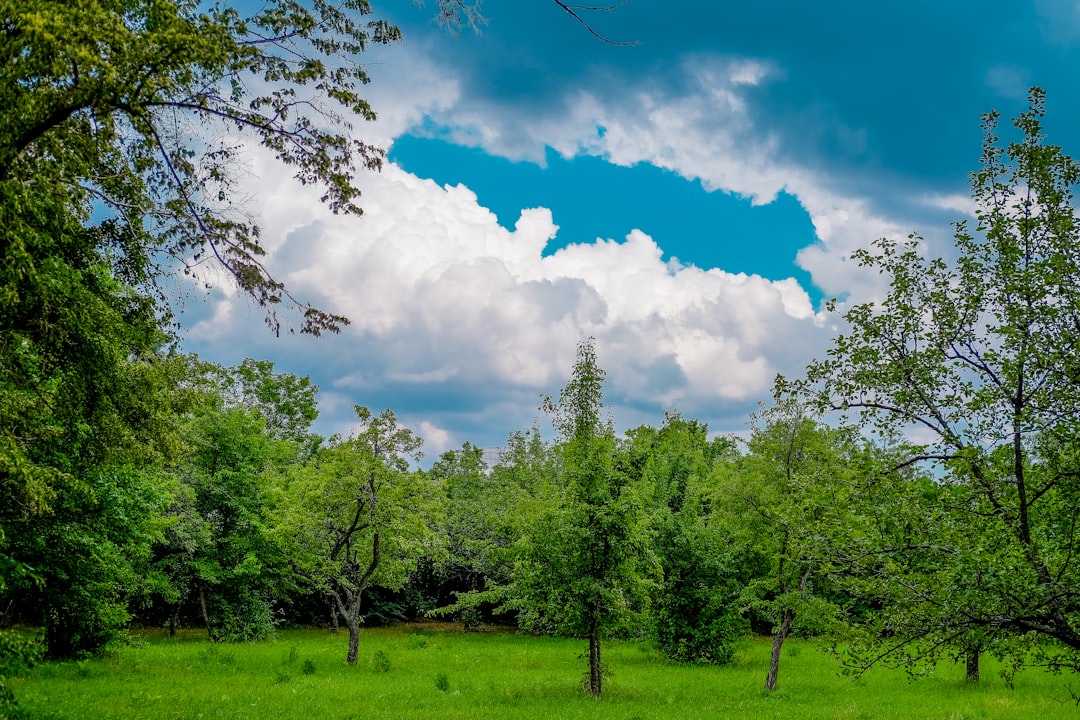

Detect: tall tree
511,339,657,696
622,413,750,665
276,406,443,665
0,0,400,661
795,88,1080,675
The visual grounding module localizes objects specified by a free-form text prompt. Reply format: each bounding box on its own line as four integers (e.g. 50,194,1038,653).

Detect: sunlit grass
12,626,1080,719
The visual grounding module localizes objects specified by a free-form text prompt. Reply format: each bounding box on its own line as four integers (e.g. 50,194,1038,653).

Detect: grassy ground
11,625,1080,719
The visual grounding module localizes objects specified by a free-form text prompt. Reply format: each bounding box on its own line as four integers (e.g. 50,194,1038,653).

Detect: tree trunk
346,620,360,665
327,595,340,633
765,609,795,691
197,584,216,642
588,610,602,697
966,645,980,683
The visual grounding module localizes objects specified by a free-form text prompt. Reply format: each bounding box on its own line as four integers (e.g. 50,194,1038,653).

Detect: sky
174,0,1080,459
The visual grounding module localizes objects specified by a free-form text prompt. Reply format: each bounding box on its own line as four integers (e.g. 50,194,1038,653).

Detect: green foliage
797,88,1080,675
622,414,750,665
0,158,190,657
507,339,658,696
155,396,296,641
648,522,749,665
714,399,865,689
1,0,402,334
275,405,444,664
0,629,42,714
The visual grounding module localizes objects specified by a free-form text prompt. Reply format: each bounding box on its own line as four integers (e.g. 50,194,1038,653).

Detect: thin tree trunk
966,645,980,683
765,609,795,691
341,590,363,665
327,595,340,633
588,609,602,697
197,584,216,642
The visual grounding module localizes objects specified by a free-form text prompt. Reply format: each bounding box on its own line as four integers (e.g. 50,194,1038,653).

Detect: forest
5,0,1080,715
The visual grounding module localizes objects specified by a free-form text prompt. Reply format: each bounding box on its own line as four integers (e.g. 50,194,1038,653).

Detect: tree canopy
795,87,1080,676
2,0,402,335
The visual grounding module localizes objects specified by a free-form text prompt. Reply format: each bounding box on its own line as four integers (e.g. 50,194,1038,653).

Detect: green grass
11,627,1080,719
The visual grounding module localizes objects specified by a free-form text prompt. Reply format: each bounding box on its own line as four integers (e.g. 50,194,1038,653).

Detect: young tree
511,339,657,696
717,400,860,690
276,406,443,665
796,88,1080,675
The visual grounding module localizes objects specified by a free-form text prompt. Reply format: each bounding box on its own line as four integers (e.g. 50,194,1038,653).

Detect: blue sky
175,0,1080,457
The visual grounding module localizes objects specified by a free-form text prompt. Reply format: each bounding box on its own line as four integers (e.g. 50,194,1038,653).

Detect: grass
11,626,1080,719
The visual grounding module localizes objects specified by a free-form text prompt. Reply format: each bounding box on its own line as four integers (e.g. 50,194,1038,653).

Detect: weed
372,650,391,674
434,671,450,692
197,644,236,667
301,659,316,675
273,671,291,685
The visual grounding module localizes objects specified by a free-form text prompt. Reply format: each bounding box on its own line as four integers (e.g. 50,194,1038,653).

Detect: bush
372,650,391,673
0,630,42,714
649,523,751,665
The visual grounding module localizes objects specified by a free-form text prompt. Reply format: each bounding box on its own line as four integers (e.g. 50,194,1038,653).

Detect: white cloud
985,64,1031,100
405,53,931,306
177,44,959,449
182,146,833,443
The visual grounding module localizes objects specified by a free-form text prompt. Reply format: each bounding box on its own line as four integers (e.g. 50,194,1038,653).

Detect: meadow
11,625,1080,720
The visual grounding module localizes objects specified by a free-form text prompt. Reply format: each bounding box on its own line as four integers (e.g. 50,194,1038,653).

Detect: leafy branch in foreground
2,0,402,335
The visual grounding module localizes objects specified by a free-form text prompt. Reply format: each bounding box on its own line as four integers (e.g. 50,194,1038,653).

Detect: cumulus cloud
181,146,833,450
178,44,951,452
407,53,958,307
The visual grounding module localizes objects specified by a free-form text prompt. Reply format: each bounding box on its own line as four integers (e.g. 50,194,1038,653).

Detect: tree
716,400,860,690
1,0,400,661
795,88,1080,676
2,0,402,335
276,406,443,665
510,339,657,696
156,402,296,641
219,359,320,445
622,413,751,665
0,352,192,657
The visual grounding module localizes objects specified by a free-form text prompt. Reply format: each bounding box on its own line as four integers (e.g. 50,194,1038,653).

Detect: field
11,626,1080,720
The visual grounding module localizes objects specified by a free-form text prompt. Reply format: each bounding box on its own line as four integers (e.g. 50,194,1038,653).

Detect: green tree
0,351,192,657
219,359,320,445
716,400,860,690
796,88,1080,676
162,406,295,640
512,339,657,697
429,425,553,628
276,406,443,665
2,0,401,335
0,0,400,663
622,413,751,665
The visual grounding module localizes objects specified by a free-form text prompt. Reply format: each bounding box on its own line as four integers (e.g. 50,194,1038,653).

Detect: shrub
372,650,391,673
